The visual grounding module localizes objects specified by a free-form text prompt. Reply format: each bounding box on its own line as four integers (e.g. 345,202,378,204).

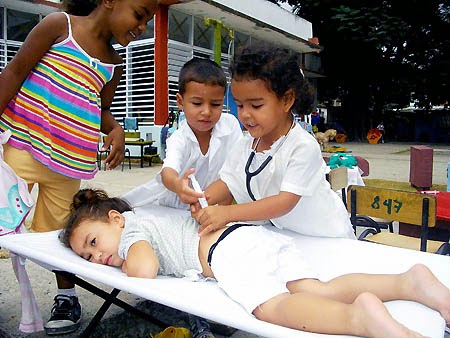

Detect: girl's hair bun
71,188,108,210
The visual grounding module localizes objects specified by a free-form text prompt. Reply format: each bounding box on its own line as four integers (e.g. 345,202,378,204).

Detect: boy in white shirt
123,58,242,210
122,57,242,338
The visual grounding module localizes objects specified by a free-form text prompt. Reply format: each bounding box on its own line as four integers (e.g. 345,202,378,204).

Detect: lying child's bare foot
354,292,425,338
405,264,450,324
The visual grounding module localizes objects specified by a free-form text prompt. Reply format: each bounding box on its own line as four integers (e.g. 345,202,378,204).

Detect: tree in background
272,0,450,140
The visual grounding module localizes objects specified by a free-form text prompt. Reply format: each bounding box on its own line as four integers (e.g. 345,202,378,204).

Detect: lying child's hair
59,188,132,247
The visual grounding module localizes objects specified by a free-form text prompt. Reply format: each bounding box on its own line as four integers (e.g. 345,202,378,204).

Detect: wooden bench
348,185,450,254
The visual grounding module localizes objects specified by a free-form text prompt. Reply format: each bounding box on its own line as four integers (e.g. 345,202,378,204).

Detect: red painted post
154,5,169,126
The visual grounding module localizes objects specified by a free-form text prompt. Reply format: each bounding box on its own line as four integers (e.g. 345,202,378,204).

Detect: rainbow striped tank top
0,13,119,179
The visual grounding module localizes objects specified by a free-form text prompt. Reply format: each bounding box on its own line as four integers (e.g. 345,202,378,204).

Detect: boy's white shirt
122,113,242,209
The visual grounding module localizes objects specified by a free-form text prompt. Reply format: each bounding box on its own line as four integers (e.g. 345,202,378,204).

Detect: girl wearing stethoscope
192,43,355,240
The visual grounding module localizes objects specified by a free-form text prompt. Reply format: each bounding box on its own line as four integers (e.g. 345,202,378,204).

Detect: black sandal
189,315,215,338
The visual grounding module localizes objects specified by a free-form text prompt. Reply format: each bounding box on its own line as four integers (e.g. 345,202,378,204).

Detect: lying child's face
69,210,125,267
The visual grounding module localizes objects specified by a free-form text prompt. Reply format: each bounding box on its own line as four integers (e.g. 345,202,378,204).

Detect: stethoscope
245,119,296,201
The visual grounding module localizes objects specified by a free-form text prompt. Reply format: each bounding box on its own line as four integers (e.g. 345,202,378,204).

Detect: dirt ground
1,141,449,337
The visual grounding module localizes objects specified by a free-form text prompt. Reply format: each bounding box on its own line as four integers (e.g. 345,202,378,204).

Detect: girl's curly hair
59,188,132,247
229,42,314,116
60,0,100,16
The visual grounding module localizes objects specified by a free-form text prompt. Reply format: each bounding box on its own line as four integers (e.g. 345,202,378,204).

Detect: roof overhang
171,0,322,54
4,0,322,54
1,0,58,16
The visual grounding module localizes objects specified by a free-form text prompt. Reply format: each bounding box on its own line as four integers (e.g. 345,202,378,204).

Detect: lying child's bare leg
287,263,450,324
253,291,424,338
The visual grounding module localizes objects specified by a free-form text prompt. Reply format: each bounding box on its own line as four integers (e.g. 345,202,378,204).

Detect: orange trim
154,5,169,126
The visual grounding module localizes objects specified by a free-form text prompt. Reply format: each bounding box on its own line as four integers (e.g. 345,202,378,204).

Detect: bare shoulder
39,12,69,31
35,12,69,42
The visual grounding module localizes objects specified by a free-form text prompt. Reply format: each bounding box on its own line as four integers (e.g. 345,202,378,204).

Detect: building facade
0,0,323,149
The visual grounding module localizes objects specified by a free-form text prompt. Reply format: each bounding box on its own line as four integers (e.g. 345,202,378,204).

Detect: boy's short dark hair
178,58,227,95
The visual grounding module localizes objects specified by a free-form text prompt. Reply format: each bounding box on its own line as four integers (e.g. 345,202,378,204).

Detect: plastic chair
347,185,450,254
123,117,138,131
122,118,139,170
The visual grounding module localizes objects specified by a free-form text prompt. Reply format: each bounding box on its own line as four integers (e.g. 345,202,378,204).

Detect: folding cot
1,215,450,338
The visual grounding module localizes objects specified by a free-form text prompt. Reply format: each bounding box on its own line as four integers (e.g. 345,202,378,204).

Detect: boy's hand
176,169,205,205
195,205,229,236
103,126,125,169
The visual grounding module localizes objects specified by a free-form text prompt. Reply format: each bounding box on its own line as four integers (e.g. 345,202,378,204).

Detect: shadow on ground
89,300,236,338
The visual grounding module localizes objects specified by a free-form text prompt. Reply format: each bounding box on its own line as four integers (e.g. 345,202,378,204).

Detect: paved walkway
1,141,449,337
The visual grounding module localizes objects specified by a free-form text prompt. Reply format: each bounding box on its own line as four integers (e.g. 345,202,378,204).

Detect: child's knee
353,291,382,313
252,294,289,322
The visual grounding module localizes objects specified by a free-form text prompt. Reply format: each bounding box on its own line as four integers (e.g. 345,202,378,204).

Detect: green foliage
276,0,450,139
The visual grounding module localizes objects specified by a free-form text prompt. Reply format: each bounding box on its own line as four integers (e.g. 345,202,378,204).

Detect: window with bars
0,7,3,40
0,8,39,70
112,41,156,124
169,9,191,44
194,16,212,50
221,28,233,54
167,41,234,117
7,9,39,42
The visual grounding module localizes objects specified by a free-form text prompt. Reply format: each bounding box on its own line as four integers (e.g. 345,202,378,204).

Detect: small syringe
188,173,208,208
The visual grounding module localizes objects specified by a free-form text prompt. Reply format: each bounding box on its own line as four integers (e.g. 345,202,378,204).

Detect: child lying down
60,188,450,338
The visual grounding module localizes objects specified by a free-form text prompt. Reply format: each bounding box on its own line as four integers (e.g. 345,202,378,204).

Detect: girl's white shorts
209,225,318,313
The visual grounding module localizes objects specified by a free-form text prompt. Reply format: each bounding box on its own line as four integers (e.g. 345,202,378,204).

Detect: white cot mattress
1,227,449,338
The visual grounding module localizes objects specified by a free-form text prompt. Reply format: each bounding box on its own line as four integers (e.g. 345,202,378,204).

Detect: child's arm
196,192,300,236
0,13,66,114
122,240,159,278
161,167,204,205
99,67,125,170
203,179,234,206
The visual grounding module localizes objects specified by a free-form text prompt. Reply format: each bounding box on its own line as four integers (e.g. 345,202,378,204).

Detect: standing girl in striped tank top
0,0,159,334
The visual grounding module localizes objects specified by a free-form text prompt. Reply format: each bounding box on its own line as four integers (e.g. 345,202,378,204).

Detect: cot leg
55,271,167,336
80,288,121,338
